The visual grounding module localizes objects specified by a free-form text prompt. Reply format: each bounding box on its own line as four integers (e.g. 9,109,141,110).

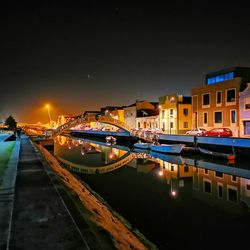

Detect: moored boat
150,143,185,154
198,147,236,160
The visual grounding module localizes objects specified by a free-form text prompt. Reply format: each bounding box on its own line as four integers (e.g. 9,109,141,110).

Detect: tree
5,115,17,130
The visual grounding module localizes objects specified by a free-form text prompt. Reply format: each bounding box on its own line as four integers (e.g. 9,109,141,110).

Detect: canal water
53,135,250,250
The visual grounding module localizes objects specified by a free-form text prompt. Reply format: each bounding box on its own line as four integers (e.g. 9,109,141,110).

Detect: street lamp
46,104,51,124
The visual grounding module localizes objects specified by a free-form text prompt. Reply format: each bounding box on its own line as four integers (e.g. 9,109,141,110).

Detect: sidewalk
0,133,104,250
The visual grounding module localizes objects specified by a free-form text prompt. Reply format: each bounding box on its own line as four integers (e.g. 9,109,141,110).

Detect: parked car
204,128,233,137
185,128,206,136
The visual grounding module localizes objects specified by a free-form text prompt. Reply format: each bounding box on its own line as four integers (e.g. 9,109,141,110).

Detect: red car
204,128,233,137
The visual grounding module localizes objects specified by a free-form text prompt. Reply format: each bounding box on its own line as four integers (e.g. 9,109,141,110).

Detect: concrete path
0,133,104,250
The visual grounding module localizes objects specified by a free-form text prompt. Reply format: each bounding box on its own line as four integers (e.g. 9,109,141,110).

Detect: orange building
192,67,250,137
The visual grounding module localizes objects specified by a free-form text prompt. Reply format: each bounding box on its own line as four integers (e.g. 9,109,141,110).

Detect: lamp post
46,104,51,124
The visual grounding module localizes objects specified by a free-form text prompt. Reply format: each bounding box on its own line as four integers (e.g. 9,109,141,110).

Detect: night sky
1,1,250,123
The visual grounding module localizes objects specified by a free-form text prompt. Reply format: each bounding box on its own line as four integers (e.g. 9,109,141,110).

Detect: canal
53,135,250,250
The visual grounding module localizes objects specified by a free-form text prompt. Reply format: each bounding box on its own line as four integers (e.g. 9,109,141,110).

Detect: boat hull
150,144,184,154
198,147,236,160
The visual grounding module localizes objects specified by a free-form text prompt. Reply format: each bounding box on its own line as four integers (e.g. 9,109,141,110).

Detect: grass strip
0,142,15,185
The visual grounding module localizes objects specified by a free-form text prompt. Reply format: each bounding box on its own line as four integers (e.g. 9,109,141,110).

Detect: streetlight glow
46,104,52,124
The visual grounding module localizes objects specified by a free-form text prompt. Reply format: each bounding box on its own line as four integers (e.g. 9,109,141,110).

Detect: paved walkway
0,133,105,250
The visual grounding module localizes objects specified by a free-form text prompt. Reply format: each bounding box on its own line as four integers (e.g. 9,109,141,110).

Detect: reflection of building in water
101,147,125,164
157,157,194,197
192,166,250,212
126,153,159,173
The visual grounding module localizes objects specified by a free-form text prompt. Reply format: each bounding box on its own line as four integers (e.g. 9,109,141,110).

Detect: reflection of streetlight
46,104,51,124
170,179,177,198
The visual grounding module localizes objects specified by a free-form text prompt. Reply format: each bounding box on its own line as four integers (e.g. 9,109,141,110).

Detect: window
244,97,250,109
170,109,173,116
215,112,222,123
138,122,140,128
218,185,223,198
226,89,236,103
207,71,234,84
183,108,188,116
216,91,222,104
228,188,237,202
184,165,189,172
203,93,210,106
215,171,223,178
203,112,208,124
232,175,237,182
170,122,173,128
162,110,165,118
184,121,188,128
204,181,211,193
231,110,236,123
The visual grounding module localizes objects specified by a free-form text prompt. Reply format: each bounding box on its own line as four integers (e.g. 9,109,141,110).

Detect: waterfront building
124,100,158,130
100,106,125,122
192,67,250,137
57,114,76,126
158,94,192,134
239,83,250,137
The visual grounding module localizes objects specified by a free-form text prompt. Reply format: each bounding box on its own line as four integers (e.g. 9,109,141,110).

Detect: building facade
158,94,192,134
124,100,158,130
239,83,250,137
192,67,250,137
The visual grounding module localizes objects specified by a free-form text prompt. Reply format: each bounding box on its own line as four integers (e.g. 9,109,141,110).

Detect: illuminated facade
192,67,250,137
158,94,192,134
239,83,250,137
124,100,158,130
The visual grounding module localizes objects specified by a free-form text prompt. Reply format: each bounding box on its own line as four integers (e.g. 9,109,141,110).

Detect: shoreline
36,140,157,250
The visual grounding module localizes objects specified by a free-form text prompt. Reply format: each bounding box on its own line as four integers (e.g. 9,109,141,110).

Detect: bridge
56,152,134,174
53,115,131,136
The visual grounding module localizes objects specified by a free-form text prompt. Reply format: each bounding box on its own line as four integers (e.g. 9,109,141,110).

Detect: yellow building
158,94,192,134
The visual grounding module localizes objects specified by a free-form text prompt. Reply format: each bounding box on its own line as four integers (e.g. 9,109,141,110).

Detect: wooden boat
133,141,151,149
198,147,236,160
150,143,185,154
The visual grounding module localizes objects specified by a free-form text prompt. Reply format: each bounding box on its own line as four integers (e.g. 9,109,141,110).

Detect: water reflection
54,135,250,249
54,135,133,174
